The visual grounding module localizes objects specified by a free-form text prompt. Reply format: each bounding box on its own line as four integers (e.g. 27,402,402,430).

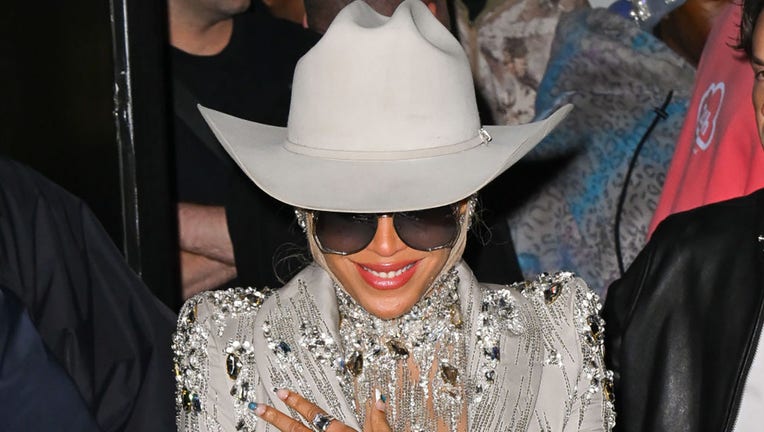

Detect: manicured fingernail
375,399,386,412
276,388,289,400
375,389,387,403
374,389,387,411
255,404,266,416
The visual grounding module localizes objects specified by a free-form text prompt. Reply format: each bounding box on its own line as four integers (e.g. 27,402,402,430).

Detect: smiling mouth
355,260,420,290
361,262,416,279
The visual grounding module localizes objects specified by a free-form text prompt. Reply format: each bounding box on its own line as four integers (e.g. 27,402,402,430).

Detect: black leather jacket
604,189,764,432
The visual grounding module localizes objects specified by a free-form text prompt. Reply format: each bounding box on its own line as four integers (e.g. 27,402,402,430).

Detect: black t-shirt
171,9,318,203
171,10,320,288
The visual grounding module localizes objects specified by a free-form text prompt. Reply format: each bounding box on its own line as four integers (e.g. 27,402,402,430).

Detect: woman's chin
364,301,415,320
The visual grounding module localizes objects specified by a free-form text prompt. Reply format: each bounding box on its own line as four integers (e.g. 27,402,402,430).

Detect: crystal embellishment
588,315,604,341
173,268,617,431
191,393,201,412
544,283,562,304
602,373,615,402
385,339,409,359
449,303,463,327
226,353,242,379
440,362,459,386
333,269,466,431
181,388,192,412
346,350,363,377
186,305,197,324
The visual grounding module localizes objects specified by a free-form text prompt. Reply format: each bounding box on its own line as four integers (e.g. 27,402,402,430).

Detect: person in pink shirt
649,1,764,234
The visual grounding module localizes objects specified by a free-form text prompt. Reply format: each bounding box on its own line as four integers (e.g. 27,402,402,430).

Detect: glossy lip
354,260,420,291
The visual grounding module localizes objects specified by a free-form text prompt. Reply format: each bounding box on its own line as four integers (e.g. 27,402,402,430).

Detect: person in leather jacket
603,0,764,430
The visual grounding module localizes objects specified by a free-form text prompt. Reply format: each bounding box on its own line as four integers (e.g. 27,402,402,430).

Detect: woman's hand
255,389,391,432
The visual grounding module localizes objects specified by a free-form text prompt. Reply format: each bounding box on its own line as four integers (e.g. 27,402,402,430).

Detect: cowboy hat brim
199,104,572,213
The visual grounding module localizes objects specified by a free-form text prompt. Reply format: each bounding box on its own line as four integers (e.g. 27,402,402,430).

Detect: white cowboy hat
199,0,571,213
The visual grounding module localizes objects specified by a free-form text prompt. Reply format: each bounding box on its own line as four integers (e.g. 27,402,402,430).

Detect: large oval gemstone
226,353,242,379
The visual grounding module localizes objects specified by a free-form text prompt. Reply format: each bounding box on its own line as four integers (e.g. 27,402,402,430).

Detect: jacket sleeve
173,288,269,431
524,273,615,431
565,277,616,432
602,236,658,432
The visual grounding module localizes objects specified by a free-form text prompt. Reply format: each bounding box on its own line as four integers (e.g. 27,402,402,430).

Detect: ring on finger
311,412,335,432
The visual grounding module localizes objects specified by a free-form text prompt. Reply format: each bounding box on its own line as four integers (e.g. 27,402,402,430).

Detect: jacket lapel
252,265,361,430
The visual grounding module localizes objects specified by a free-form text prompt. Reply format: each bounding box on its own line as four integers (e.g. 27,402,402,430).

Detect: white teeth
363,263,414,279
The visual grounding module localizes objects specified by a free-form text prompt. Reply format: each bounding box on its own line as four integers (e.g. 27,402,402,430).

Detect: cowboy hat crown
199,0,571,212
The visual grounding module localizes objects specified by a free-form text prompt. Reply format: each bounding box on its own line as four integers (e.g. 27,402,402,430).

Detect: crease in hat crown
284,0,481,158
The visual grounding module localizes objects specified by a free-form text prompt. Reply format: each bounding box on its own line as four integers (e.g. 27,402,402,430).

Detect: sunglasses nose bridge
366,215,406,256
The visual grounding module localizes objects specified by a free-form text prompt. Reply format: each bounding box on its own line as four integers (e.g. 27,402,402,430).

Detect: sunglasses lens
314,212,378,255
394,205,458,251
314,205,460,255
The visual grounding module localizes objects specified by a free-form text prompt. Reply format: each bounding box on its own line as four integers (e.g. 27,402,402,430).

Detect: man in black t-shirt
168,0,319,298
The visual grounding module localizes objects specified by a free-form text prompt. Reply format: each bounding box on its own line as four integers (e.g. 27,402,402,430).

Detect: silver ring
311,412,335,431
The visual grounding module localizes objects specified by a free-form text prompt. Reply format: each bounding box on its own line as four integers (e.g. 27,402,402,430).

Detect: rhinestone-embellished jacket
173,262,615,431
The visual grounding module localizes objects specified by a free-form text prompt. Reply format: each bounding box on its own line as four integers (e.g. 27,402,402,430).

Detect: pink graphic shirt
649,2,764,235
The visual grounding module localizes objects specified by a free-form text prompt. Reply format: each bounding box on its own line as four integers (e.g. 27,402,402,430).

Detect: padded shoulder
518,272,616,431
173,287,271,431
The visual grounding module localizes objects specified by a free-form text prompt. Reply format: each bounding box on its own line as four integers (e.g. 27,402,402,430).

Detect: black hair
738,0,764,58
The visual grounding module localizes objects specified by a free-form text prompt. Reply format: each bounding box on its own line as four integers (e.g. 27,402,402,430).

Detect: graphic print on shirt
695,82,726,151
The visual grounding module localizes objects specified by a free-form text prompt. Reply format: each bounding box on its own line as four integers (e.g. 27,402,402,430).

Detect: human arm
180,251,237,299
177,203,237,295
177,202,236,264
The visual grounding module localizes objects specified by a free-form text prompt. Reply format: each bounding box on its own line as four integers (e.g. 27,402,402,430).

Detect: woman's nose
365,216,406,256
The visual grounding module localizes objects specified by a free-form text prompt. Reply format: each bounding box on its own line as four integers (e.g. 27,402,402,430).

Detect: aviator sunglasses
312,204,463,256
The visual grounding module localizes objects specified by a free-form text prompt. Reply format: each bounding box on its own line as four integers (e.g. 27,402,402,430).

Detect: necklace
335,268,466,431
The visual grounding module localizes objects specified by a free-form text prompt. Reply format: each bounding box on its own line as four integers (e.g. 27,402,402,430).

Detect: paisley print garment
507,8,694,295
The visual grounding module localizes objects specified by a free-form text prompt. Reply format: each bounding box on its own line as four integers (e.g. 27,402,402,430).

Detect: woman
172,1,615,430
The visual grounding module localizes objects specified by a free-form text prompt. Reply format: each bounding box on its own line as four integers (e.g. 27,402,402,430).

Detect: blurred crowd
169,0,753,301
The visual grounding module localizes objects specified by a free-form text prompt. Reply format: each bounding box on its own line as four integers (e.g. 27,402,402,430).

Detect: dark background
0,1,181,309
